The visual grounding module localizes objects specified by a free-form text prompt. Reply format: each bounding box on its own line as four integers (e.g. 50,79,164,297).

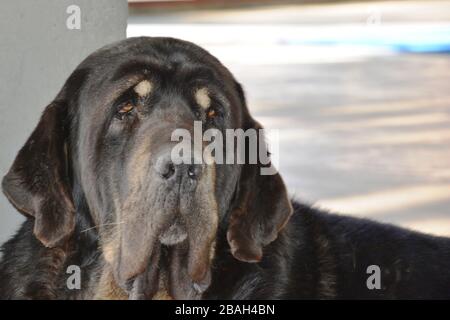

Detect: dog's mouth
159,218,188,246
122,217,213,300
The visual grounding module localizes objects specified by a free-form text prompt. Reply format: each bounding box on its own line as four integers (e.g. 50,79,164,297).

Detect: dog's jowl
1,37,450,299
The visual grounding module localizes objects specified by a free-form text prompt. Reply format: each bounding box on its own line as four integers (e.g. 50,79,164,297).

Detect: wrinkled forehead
86,59,202,93
111,59,222,92
80,55,229,112
74,38,245,131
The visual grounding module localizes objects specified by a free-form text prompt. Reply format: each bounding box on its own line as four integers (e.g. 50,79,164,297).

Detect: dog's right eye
115,102,135,120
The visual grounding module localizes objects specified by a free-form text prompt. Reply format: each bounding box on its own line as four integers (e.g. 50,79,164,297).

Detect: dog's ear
2,101,75,248
226,82,293,263
1,67,89,248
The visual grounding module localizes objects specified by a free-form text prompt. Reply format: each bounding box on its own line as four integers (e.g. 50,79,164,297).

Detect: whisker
80,221,126,233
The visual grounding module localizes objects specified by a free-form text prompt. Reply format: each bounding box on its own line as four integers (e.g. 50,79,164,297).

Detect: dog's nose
156,156,202,181
159,159,176,180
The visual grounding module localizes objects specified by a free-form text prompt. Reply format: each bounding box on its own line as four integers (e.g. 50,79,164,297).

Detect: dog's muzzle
114,146,218,300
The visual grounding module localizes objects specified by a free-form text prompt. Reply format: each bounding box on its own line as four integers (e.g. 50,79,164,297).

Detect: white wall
0,0,127,245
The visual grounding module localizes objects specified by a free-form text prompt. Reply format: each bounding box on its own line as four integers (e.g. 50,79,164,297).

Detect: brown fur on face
94,266,128,300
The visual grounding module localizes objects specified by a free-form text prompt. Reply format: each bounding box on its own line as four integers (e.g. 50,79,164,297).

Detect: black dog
1,37,449,299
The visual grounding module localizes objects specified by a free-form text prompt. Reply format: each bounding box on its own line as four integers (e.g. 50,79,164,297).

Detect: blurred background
128,0,450,236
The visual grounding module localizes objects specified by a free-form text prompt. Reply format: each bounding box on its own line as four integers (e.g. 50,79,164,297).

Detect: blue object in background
284,25,450,53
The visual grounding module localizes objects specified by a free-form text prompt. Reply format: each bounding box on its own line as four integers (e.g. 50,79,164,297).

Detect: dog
1,37,449,299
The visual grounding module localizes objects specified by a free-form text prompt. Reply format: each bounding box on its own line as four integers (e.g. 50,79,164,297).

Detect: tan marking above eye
134,80,153,97
195,87,211,110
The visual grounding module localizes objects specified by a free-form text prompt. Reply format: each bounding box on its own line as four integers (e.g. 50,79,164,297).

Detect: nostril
187,166,196,179
162,162,175,180
187,165,200,180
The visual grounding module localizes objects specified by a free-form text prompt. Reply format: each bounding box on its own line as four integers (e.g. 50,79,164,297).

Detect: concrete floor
128,1,450,236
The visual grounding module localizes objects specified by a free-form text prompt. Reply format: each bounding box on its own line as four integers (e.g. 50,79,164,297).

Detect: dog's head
2,37,292,299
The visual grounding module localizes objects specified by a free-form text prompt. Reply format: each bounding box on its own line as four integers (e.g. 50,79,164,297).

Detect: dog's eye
115,103,135,120
206,107,216,119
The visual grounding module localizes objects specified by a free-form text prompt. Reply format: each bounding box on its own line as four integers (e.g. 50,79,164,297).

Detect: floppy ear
226,82,293,263
227,155,293,263
2,101,75,248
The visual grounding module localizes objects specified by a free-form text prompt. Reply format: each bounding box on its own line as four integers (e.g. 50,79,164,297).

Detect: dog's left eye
115,102,135,120
206,107,216,119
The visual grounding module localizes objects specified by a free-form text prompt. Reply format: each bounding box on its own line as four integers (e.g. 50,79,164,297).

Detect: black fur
2,201,450,299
